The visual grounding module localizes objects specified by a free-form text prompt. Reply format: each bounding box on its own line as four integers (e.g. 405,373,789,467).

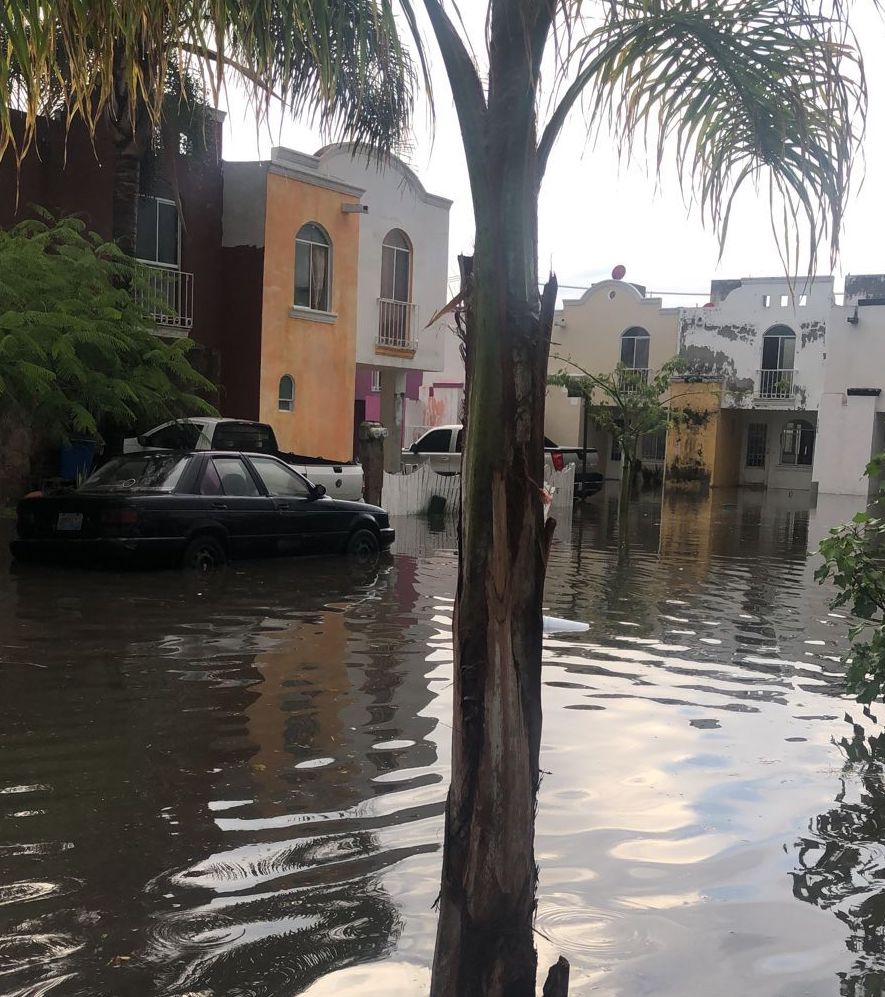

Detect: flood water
1,488,882,997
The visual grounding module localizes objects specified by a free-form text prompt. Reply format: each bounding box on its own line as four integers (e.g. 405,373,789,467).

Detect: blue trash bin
59,440,97,481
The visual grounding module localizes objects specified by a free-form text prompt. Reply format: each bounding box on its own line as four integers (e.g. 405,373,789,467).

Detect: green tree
0,212,216,442
550,358,689,522
817,454,885,703
0,3,870,994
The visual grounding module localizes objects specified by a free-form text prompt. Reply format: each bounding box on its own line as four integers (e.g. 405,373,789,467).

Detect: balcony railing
377,297,417,351
617,367,650,393
137,265,194,332
756,368,796,399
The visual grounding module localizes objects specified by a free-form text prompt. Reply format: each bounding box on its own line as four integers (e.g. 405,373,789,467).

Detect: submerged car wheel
346,527,380,564
182,534,227,573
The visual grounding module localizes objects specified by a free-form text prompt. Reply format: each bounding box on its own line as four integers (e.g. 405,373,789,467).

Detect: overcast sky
222,5,884,309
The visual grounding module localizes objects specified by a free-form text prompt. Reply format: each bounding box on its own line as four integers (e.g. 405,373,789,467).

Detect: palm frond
0,0,420,163
541,0,867,272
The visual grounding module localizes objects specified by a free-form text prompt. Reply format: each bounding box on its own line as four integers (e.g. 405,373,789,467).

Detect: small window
413,428,452,453
640,428,667,462
250,456,311,497
146,422,201,450
746,423,767,468
136,196,179,267
199,459,224,496
780,294,789,307
278,375,295,412
295,223,331,311
762,295,771,308
212,457,260,496
620,327,650,370
212,422,276,452
371,370,381,392
780,420,815,466
799,293,808,307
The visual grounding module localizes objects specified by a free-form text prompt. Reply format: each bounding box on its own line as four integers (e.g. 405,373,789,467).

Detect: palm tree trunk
112,151,141,256
430,21,558,992
108,43,152,257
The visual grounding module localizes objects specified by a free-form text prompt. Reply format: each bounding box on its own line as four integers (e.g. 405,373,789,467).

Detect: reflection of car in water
10,451,394,571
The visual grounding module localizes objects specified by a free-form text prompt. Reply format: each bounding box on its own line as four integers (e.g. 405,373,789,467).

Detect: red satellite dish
703,302,715,308
611,264,626,280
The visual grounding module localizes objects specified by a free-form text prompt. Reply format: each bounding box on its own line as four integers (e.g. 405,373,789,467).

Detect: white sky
222,5,884,309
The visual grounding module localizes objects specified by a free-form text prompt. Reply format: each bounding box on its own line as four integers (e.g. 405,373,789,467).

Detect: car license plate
56,513,83,532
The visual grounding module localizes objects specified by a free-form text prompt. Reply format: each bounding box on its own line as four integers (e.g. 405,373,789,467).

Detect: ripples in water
0,490,882,995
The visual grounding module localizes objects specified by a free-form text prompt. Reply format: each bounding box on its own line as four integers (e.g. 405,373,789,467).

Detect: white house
815,276,885,497
679,276,831,491
307,145,452,469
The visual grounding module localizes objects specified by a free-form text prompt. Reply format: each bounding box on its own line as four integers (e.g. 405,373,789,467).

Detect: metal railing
137,265,194,331
617,367,650,393
756,368,796,399
377,297,417,351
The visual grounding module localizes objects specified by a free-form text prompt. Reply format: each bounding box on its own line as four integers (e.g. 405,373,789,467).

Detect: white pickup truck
124,418,364,501
403,424,603,498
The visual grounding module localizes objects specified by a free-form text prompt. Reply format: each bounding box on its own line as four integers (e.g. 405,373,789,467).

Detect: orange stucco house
220,151,363,461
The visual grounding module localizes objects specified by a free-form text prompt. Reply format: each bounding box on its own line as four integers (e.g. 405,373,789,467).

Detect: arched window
294,223,331,311
278,374,294,412
780,419,815,466
379,229,413,348
760,325,796,397
618,327,650,392
381,229,412,302
620,327,650,370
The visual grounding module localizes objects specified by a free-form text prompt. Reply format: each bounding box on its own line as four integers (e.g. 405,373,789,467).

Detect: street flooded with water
1,488,882,996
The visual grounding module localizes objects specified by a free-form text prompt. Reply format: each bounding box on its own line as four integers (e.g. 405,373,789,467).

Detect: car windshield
80,455,189,492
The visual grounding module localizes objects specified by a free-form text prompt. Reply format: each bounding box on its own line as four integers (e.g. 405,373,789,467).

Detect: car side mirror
410,443,419,454
311,483,327,500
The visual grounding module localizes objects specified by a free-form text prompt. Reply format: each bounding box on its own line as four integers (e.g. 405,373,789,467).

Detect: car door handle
277,502,291,511
212,501,228,509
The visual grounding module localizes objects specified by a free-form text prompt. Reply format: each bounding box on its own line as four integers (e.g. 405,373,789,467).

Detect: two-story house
545,277,680,479
0,109,227,385
221,145,451,466
679,276,831,491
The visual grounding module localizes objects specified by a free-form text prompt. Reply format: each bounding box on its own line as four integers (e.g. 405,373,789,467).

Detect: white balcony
376,298,417,352
756,368,796,399
618,367,650,393
137,265,194,334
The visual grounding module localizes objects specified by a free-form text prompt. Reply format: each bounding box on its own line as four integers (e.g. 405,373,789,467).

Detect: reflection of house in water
153,558,441,997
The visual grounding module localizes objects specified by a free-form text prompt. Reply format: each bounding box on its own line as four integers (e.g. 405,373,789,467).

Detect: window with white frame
381,229,412,302
294,223,331,311
278,374,295,412
620,327,650,369
780,419,815,466
371,369,381,392
136,196,179,267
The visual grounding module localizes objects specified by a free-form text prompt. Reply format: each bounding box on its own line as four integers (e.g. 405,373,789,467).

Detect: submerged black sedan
10,451,394,570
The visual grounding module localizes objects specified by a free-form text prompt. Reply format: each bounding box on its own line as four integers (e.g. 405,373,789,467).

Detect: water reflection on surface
0,487,882,996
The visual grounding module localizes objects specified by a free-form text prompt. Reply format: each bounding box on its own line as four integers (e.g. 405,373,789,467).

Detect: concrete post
380,369,407,472
358,421,387,506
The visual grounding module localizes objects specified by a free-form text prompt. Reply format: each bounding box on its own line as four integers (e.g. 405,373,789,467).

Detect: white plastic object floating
542,615,590,634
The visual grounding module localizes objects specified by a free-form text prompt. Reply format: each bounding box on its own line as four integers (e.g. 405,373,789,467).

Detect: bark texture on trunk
108,44,152,257
430,5,560,992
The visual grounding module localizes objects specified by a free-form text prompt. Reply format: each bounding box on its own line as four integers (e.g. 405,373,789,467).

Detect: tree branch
421,0,488,182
